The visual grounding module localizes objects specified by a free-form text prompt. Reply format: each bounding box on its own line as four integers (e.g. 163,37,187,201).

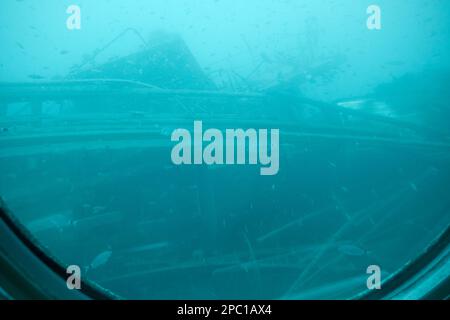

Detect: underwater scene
0,0,449,299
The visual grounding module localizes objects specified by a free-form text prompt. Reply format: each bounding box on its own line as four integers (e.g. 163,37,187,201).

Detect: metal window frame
0,198,116,300
1,195,448,300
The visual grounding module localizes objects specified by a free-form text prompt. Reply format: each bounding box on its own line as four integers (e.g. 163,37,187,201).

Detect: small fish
28,74,45,80
410,182,418,192
87,250,112,272
16,42,25,50
127,242,169,253
92,206,106,214
27,213,72,233
385,60,404,67
59,50,69,55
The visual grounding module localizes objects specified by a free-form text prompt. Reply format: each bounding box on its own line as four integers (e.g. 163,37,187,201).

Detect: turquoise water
0,0,449,299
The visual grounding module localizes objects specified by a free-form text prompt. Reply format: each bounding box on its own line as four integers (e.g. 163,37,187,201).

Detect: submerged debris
337,244,367,257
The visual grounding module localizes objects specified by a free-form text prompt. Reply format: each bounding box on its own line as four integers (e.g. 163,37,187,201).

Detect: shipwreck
1,31,449,299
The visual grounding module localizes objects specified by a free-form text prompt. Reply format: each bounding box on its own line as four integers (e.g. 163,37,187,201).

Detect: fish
385,60,404,67
28,74,45,80
337,99,367,110
87,250,112,272
27,214,72,233
126,242,169,253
